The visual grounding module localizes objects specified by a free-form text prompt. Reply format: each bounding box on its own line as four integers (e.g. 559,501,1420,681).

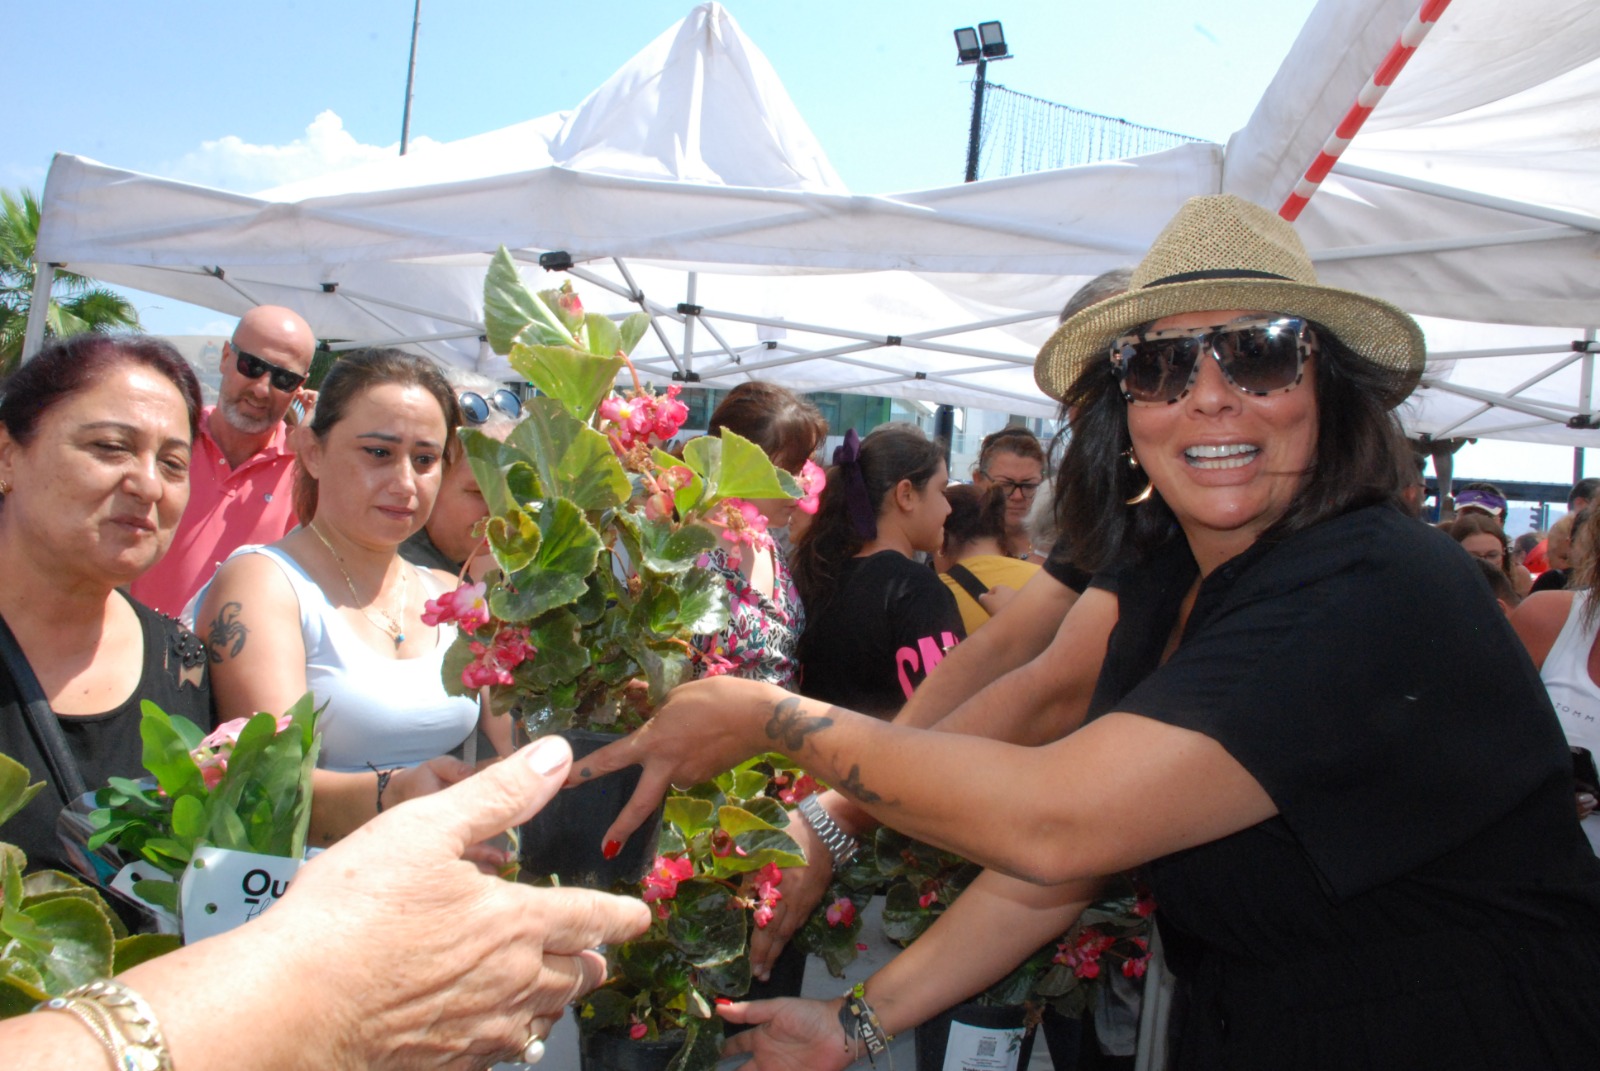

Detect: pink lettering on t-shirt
894,631,961,699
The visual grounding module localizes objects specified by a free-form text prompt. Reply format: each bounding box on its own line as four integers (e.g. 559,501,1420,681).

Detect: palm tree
0,187,141,372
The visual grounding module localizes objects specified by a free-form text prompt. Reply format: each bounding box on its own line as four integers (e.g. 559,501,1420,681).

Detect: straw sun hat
1034,194,1425,409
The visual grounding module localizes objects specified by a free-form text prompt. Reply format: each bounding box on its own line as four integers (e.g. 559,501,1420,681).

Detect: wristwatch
796,793,860,870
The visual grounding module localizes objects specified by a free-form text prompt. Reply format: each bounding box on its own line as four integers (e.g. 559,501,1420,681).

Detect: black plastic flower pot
1040,1007,1084,1070
518,728,663,889
579,1029,684,1071
914,1001,1037,1071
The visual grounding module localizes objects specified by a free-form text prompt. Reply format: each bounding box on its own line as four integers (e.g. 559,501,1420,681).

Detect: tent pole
682,273,697,381
400,0,422,155
20,263,55,362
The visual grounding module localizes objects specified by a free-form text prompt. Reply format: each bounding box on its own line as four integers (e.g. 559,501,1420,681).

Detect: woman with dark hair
0,334,210,878
579,195,1600,1070
934,483,1039,634
1513,504,1600,855
197,349,489,846
792,423,964,717
970,425,1046,560
690,383,826,688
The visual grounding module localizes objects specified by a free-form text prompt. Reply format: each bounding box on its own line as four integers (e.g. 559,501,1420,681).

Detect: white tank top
1537,590,1600,853
229,545,478,773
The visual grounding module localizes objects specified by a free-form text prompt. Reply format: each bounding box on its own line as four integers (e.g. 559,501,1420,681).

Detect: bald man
132,306,317,616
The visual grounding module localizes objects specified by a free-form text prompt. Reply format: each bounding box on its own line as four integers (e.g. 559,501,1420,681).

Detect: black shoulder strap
945,564,990,602
0,612,88,805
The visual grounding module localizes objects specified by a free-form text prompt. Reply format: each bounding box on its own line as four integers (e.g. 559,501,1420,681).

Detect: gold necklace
309,522,410,647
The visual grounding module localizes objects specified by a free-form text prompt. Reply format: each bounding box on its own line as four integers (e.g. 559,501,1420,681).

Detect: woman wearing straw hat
575,195,1600,1069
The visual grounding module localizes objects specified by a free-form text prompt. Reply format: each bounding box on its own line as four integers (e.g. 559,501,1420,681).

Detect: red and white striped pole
1279,0,1455,221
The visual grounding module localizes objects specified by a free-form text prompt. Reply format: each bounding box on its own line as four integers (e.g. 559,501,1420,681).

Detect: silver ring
521,1036,546,1064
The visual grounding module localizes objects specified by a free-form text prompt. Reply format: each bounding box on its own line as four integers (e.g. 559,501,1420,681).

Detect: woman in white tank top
1511,510,1600,853
195,350,499,848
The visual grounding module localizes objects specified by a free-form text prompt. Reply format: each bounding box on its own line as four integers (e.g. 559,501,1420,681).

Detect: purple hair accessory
1454,488,1506,518
833,428,877,540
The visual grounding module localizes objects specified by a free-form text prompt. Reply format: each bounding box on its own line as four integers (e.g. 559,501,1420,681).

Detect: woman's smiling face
1125,308,1319,567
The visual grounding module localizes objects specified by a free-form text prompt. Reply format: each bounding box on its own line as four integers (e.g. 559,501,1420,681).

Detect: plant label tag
179,846,303,944
942,1021,1028,1071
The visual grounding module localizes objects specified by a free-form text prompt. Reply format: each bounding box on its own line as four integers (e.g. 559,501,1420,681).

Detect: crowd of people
5,192,1600,1069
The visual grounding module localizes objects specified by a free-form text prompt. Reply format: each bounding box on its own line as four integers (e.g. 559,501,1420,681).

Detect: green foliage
0,753,181,1018
0,187,141,374
88,696,321,879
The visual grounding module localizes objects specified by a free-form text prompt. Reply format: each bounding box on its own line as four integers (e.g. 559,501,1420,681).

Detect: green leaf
484,246,576,354
461,428,514,518
677,570,732,636
112,932,181,973
138,704,206,802
585,313,622,358
666,880,744,964
508,397,630,511
25,896,115,992
666,1012,723,1071
881,882,939,946
681,431,800,510
635,519,717,578
494,499,604,621
487,505,543,573
0,754,42,829
618,313,652,357
131,879,178,913
663,797,717,839
171,793,205,842
508,345,625,424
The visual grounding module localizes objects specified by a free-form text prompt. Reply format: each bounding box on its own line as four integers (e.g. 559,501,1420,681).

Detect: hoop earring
1123,450,1154,506
0,479,10,495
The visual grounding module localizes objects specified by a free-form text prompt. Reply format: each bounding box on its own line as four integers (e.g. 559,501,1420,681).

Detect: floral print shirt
691,545,805,689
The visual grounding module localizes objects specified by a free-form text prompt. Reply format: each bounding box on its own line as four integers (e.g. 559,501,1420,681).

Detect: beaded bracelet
838,982,893,1068
37,978,174,1071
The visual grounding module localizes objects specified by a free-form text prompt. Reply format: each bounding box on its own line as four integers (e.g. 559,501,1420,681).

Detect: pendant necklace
310,522,409,648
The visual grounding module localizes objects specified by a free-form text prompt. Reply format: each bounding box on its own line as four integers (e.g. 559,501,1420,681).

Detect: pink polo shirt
132,406,300,617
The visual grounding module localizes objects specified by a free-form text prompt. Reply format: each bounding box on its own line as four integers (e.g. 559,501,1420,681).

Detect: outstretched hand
567,676,788,851
720,997,855,1071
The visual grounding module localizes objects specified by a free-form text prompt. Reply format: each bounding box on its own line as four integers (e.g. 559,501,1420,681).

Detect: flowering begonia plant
577,758,805,1068
874,829,1153,1018
427,248,802,733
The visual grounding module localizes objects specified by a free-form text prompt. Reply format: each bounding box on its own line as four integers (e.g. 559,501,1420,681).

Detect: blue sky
7,0,1590,488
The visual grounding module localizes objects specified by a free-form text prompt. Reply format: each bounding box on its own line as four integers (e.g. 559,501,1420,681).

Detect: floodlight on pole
954,19,1012,182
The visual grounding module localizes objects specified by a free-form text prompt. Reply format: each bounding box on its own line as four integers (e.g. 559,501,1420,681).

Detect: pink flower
1074,958,1102,980
195,751,228,790
825,897,857,928
1122,954,1150,979
796,459,826,515
556,287,585,331
199,717,252,751
460,627,537,690
776,773,819,805
629,1023,648,1041
422,581,490,631
751,863,783,928
652,386,689,440
642,855,694,903
753,902,776,929
1134,892,1157,918
700,653,738,678
918,889,939,909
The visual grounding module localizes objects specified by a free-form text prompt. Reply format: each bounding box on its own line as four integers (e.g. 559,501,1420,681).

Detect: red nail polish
715,997,733,1006
602,840,622,860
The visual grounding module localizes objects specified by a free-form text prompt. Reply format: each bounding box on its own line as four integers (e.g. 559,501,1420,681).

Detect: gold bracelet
37,978,174,1071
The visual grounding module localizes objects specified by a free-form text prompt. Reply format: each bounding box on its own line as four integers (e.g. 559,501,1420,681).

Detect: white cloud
163,110,441,193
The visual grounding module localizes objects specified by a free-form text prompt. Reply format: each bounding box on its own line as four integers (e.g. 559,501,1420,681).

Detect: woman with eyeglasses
196,349,490,847
575,195,1600,1070
1448,511,1514,582
790,423,965,720
969,425,1046,561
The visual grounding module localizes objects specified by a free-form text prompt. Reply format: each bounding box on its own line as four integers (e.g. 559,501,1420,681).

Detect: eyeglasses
1110,316,1312,406
459,389,523,426
986,477,1041,499
234,347,308,392
1467,548,1506,564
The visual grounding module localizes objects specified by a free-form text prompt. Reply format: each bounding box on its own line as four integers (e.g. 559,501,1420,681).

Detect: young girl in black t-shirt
792,424,965,717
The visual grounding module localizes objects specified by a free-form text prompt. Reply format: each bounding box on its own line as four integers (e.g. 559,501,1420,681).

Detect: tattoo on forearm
764,697,832,750
206,602,248,664
837,764,882,804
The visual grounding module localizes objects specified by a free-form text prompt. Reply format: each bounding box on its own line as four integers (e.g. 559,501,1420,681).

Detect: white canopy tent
27,0,1600,440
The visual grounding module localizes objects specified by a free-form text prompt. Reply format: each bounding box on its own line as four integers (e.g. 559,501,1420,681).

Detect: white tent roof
30,0,1600,438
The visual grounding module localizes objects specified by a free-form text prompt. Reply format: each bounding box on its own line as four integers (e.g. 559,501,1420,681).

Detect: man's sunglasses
234,348,308,392
1109,316,1313,406
459,389,524,426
